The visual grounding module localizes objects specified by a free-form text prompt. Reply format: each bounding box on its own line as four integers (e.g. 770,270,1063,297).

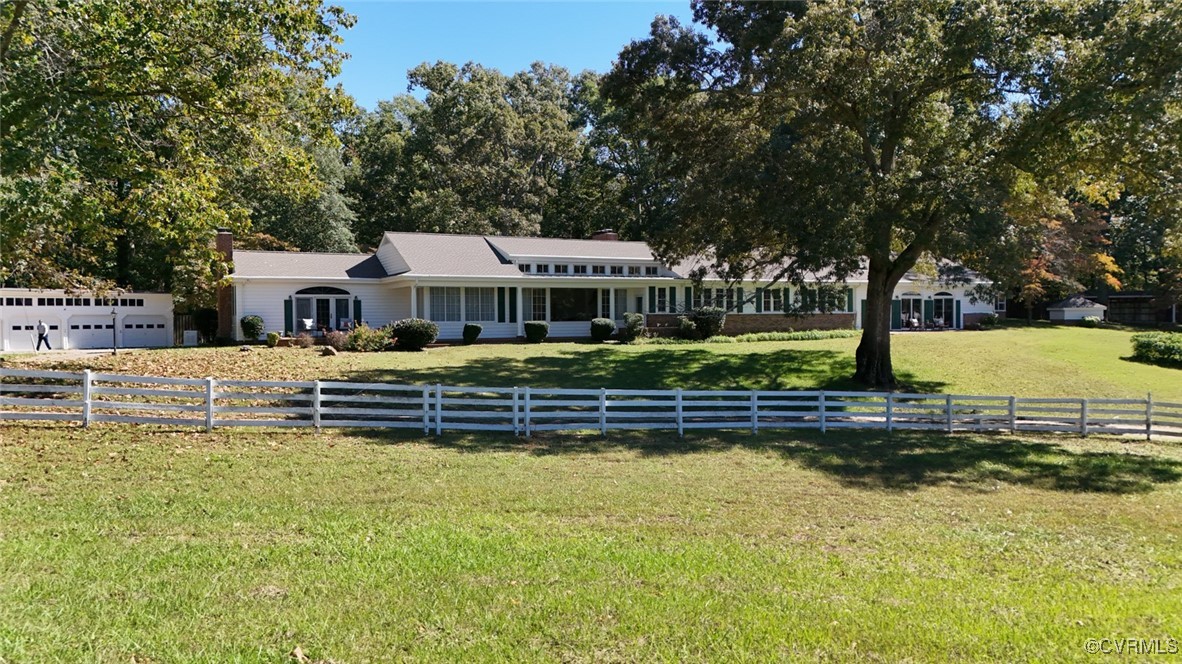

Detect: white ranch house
221,230,996,342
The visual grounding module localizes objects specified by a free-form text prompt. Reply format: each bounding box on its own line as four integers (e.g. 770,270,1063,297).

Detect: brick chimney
215,229,234,340
590,229,619,241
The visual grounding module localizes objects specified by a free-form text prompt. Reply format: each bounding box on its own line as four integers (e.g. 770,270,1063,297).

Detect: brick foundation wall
646,312,856,335
962,313,992,328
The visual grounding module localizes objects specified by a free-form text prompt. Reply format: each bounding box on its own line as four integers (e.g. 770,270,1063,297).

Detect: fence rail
1,368,1179,440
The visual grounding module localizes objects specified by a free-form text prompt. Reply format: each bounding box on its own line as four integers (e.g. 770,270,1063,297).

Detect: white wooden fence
1,367,1179,440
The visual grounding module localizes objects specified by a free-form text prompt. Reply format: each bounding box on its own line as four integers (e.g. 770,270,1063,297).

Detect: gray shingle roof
379,233,521,277
234,251,387,279
1048,295,1105,309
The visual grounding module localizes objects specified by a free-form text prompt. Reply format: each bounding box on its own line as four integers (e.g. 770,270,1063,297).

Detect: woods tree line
2,0,1179,384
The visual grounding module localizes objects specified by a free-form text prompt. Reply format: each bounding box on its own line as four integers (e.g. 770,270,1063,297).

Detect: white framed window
519,264,531,273
994,297,1006,312
574,265,588,274
592,265,606,275
523,288,547,321
536,264,550,274
555,264,570,274
656,288,668,312
645,266,658,276
628,265,641,276
762,289,784,312
600,289,611,318
429,287,461,322
610,266,623,275
465,287,497,322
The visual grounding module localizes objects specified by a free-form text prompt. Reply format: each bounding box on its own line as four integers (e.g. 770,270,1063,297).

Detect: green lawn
6,324,1179,400
3,325,1180,661
1,424,1180,662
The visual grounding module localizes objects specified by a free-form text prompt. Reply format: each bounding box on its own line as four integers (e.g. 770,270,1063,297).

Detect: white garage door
68,316,116,349
6,318,63,351
121,315,169,348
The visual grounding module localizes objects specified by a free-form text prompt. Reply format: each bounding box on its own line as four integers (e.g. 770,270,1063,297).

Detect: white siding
234,280,411,339
0,288,173,351
434,322,518,341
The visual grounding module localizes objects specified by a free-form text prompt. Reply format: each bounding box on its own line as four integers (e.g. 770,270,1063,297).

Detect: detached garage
1048,295,1106,322
0,289,174,351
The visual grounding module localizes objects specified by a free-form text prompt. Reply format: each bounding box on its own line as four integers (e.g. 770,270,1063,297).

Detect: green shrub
239,315,265,340
346,324,392,352
265,331,280,348
1079,316,1102,328
463,323,483,345
691,307,727,339
618,312,646,344
391,318,438,351
1131,332,1182,367
590,318,615,342
731,329,860,342
524,321,549,343
293,333,314,349
980,313,1001,329
325,330,348,351
677,316,698,339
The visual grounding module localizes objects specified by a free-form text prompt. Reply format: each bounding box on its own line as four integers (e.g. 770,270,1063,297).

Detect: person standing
35,320,51,351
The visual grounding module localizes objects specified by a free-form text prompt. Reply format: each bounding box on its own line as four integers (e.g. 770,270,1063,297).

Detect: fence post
1146,392,1153,442
818,390,826,434
945,394,953,433
421,386,430,434
204,376,215,433
750,390,759,434
512,387,520,436
434,383,442,436
81,369,93,428
524,387,532,438
1080,398,1088,437
312,380,322,433
1009,396,1017,434
886,392,894,433
599,388,607,436
675,388,684,438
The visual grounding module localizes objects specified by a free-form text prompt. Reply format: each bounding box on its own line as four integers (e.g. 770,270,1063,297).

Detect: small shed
1048,295,1106,322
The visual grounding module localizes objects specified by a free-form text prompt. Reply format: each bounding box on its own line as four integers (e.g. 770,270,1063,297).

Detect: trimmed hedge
265,331,280,348
590,318,615,342
524,321,549,343
619,312,645,344
1079,316,1102,328
638,329,861,345
239,315,264,340
690,307,727,339
1131,332,1182,367
463,323,482,345
392,318,439,351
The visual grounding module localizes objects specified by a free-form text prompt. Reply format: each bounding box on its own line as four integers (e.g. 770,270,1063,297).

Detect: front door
900,298,923,328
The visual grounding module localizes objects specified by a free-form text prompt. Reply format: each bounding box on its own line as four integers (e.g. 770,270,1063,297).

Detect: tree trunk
854,259,899,388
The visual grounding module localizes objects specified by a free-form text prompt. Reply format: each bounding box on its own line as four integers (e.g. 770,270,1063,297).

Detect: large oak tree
603,0,1181,386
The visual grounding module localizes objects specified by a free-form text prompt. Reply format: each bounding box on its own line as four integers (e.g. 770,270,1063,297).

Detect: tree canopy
603,0,1182,385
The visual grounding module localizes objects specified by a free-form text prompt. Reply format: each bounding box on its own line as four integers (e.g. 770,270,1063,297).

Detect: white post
434,383,442,436
512,387,520,436
1080,398,1088,437
81,369,93,428
675,388,684,437
312,380,322,432
886,392,894,433
421,386,430,434
524,386,532,438
204,376,215,432
750,390,758,434
1146,392,1153,442
1009,396,1017,434
945,394,953,433
599,388,607,435
818,390,826,433
410,284,418,318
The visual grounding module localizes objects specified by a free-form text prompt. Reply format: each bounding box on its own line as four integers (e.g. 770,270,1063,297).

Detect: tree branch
0,0,27,64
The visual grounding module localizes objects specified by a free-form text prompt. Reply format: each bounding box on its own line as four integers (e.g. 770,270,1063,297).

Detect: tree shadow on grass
357,427,1182,495
345,346,945,393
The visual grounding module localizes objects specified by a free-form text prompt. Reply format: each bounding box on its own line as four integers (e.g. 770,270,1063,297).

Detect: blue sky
334,1,695,110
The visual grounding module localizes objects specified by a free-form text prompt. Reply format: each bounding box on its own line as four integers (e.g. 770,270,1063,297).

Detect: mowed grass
7,324,1179,400
1,424,1180,662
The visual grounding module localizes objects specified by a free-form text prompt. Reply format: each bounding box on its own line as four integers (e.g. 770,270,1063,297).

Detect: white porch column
410,284,417,318
608,287,616,322
545,288,551,322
